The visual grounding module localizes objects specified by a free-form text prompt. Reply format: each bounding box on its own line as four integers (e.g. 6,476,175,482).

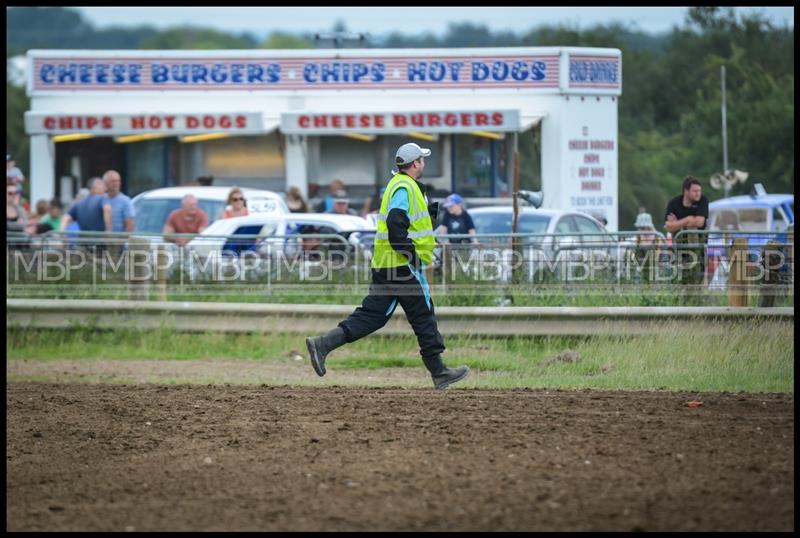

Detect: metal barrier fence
6,228,794,307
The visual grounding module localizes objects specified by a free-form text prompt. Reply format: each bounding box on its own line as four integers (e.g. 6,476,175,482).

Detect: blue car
706,192,794,285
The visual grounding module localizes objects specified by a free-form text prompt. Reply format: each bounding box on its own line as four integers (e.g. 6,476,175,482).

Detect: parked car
706,191,794,288
186,212,374,260
131,186,290,234
443,206,614,280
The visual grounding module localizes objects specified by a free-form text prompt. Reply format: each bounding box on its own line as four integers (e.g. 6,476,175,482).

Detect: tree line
6,7,793,229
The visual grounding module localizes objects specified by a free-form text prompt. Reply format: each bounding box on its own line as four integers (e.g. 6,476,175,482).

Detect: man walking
306,142,470,389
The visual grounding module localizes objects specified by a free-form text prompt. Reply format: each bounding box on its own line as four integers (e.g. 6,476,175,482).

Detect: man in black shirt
436,193,477,244
664,176,709,234
664,176,709,292
435,193,477,276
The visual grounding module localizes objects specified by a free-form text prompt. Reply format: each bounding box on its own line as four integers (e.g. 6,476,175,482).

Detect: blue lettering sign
449,61,464,81
40,64,55,83
429,61,446,82
491,61,509,81
371,63,385,82
230,64,244,83
408,62,427,82
570,60,618,83
511,61,527,81
191,64,208,83
531,61,546,81
152,64,168,83
57,64,77,83
249,64,265,83
320,63,339,82
128,64,142,83
303,64,317,83
472,62,490,81
112,64,126,83
266,63,280,83
95,64,109,83
352,63,368,82
78,64,91,83
171,65,189,83
210,64,227,83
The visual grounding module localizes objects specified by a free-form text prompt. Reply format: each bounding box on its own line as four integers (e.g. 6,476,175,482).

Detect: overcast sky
73,6,794,38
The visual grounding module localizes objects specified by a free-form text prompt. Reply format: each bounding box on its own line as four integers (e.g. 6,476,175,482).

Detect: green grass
7,320,794,393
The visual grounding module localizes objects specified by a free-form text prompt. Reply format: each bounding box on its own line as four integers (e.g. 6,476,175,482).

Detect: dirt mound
6,383,793,531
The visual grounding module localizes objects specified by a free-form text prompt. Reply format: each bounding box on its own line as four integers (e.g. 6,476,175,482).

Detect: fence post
156,243,168,302
728,237,748,307
127,236,150,301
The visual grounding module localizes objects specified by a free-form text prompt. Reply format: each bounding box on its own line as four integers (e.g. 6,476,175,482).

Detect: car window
471,212,513,234
573,216,603,233
773,207,789,231
471,212,550,236
517,214,551,235
573,215,609,244
710,208,739,231
735,208,769,231
555,216,578,233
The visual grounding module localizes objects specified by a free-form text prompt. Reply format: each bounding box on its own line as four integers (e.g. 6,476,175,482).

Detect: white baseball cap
395,142,431,166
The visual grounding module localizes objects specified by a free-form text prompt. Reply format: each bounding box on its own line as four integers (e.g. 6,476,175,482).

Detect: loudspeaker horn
516,190,543,208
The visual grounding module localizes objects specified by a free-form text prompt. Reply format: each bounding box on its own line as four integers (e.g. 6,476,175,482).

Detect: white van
131,186,289,233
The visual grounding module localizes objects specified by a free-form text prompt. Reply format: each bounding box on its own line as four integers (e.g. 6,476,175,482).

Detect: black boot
423,355,470,390
306,327,347,377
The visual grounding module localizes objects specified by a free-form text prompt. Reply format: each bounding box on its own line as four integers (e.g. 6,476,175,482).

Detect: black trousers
338,265,445,361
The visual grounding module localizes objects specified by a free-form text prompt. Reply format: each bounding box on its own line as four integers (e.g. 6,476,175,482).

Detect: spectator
632,212,662,282
323,179,346,212
307,183,325,213
101,170,135,233
286,186,309,213
24,199,52,235
360,186,384,217
197,175,214,186
60,177,110,233
163,194,209,246
6,182,28,233
664,176,709,235
664,175,709,293
436,193,477,244
326,190,358,216
6,153,25,186
40,199,64,232
634,212,658,244
222,187,249,218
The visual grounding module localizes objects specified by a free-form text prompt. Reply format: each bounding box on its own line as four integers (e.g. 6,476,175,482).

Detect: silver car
439,206,613,281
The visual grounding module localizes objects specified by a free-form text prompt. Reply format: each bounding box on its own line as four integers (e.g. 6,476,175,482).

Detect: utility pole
721,65,730,197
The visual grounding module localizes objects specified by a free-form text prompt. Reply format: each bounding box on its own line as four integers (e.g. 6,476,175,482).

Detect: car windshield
471,212,551,235
710,207,769,232
134,198,227,233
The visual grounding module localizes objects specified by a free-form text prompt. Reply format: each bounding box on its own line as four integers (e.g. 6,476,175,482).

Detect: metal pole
721,65,730,197
511,132,521,283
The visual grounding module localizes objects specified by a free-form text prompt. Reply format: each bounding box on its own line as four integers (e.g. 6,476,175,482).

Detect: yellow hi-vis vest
371,173,435,269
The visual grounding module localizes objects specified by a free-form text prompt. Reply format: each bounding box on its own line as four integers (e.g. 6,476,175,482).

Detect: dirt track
6,383,794,531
